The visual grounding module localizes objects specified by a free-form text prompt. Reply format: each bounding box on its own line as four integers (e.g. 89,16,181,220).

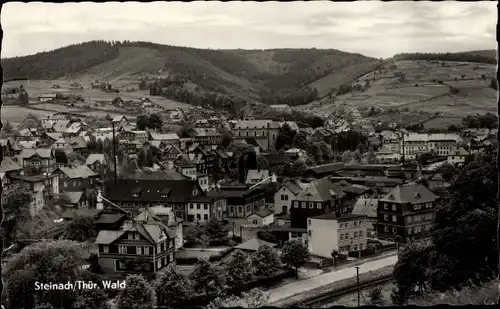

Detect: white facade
247,213,274,226
187,202,212,223
401,133,460,159
274,186,295,215
307,216,368,258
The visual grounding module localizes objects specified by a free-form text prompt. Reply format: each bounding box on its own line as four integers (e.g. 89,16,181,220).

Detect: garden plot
2,106,53,123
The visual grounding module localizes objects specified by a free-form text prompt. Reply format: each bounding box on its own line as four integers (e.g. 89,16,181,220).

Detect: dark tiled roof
312,212,367,221
244,138,259,147
0,157,22,173
56,165,97,179
296,177,345,202
105,179,202,203
379,183,437,204
95,213,126,224
248,208,273,218
262,154,293,165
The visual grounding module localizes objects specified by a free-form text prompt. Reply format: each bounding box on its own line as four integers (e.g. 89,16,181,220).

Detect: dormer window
414,192,421,199
132,187,142,197
388,194,394,200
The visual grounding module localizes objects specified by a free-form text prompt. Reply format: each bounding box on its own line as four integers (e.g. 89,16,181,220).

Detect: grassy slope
296,59,497,129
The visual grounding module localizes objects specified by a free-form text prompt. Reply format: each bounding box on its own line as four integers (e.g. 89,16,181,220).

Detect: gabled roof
61,191,85,205
247,208,273,218
281,180,305,195
95,213,126,225
86,153,106,165
0,157,22,173
295,177,345,202
379,183,437,204
245,169,269,184
351,198,378,218
95,230,126,245
306,162,345,174
235,237,277,251
68,136,87,149
53,120,71,133
112,115,128,122
18,148,53,159
55,165,98,179
149,132,180,141
45,132,63,141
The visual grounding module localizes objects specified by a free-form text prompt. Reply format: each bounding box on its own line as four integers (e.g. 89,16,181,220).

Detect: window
119,246,126,254
308,219,311,225
340,224,344,229
136,246,142,255
308,230,311,236
316,202,321,208
360,244,364,250
392,227,397,233
128,233,134,240
103,245,109,253
408,216,412,223
190,204,194,209
204,214,209,220
196,204,200,210
384,226,389,232
392,204,397,211
238,206,243,213
359,231,363,237
392,215,397,222
204,204,208,210
134,233,140,240
309,203,314,209
196,214,201,221
157,259,161,269
157,244,161,253
144,247,150,255
384,214,388,221
384,203,388,210
340,234,344,240
354,231,358,238
344,222,349,228
118,260,126,270
354,221,358,226
408,227,413,234
354,244,358,251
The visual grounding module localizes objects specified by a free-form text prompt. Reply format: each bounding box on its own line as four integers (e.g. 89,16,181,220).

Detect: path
267,254,398,304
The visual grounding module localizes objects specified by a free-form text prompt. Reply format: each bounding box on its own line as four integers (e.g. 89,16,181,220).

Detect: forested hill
393,50,497,64
1,40,378,108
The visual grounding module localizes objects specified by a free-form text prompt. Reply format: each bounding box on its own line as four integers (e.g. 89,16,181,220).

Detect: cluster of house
1,109,495,274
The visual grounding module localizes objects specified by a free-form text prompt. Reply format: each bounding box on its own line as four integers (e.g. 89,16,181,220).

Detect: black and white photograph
0,1,498,308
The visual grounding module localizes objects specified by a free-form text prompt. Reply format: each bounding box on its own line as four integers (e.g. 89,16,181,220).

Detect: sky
1,1,497,59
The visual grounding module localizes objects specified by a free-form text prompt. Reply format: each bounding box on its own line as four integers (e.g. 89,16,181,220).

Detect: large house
207,183,266,219
401,133,460,159
104,179,204,220
232,120,280,150
17,148,56,176
186,194,227,223
290,178,346,229
95,213,177,274
307,212,368,257
377,183,438,242
52,165,98,192
149,132,180,147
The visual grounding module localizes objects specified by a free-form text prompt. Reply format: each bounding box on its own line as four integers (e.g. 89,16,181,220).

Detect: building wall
187,202,211,223
274,186,294,215
337,218,368,253
307,218,339,258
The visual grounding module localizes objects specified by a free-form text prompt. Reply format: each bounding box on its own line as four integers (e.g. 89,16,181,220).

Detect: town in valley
1,1,498,308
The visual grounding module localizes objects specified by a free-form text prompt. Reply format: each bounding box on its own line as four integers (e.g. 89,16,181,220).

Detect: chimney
335,209,341,218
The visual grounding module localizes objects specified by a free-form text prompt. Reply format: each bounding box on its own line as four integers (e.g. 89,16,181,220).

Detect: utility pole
356,266,361,307
112,122,117,185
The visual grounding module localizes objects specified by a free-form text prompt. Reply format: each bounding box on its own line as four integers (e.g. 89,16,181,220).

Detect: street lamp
353,260,364,307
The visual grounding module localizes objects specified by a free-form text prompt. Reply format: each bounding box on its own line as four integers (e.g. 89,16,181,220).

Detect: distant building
38,94,57,102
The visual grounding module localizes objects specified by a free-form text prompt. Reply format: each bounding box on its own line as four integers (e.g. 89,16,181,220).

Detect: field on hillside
298,60,497,128
1,78,191,123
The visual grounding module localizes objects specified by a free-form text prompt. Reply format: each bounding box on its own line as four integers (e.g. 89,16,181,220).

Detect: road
268,254,398,304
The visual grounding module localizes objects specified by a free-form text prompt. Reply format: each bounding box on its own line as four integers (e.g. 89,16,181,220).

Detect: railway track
298,274,394,307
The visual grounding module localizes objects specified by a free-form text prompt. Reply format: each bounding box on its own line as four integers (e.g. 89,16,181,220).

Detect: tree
206,288,269,309
393,242,431,302
18,113,41,130
63,215,98,242
276,123,296,150
115,275,156,309
369,286,384,306
366,150,377,164
225,249,254,291
341,150,353,163
2,184,33,243
68,151,85,165
105,114,113,121
198,234,211,251
137,147,155,168
148,114,163,131
17,85,29,105
352,149,362,162
155,264,193,307
221,131,233,147
4,240,90,309
256,155,270,170
292,131,309,150
73,288,109,309
281,240,310,278
251,245,281,278
205,220,229,243
190,258,225,298
136,115,149,130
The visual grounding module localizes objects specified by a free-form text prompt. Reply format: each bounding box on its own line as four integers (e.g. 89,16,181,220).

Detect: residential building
38,94,57,102
17,148,56,176
447,147,468,166
95,216,176,274
246,209,274,226
149,132,180,147
137,207,184,250
307,212,368,258
193,130,222,150
377,183,438,242
86,153,106,174
304,163,346,179
233,120,280,150
186,194,227,223
207,183,266,219
274,180,305,215
52,165,98,192
401,133,460,159
59,191,89,208
0,139,14,157
0,157,23,187
290,178,346,229
351,198,378,237
112,115,129,126
8,175,48,216
104,179,204,220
